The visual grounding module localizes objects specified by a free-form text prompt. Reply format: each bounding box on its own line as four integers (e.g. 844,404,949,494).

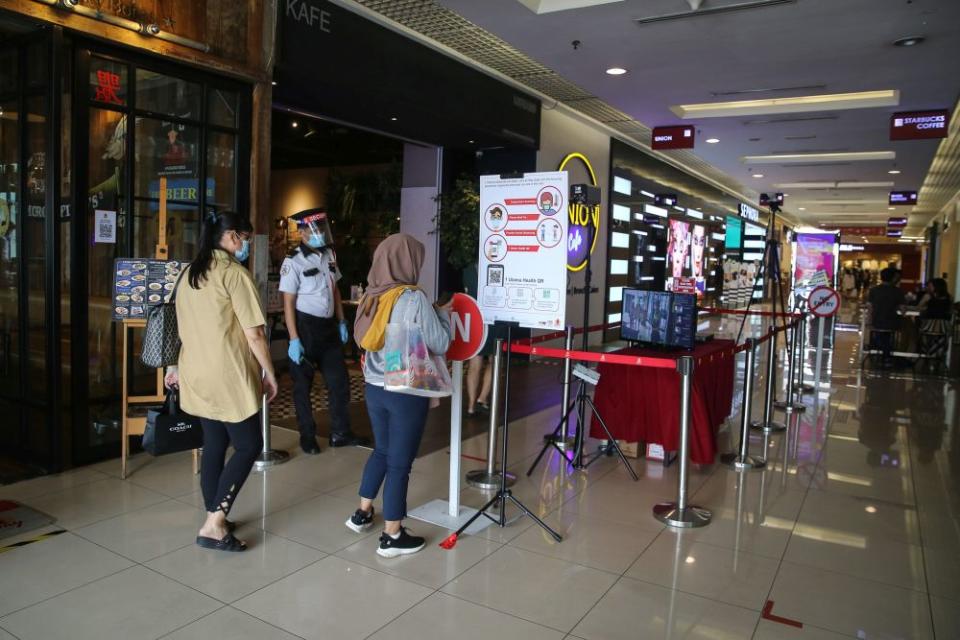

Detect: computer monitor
621,289,697,350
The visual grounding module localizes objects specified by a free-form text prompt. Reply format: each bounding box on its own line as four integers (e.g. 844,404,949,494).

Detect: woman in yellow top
164,211,278,552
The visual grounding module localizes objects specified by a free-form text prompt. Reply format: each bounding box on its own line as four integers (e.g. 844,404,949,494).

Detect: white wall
537,108,611,345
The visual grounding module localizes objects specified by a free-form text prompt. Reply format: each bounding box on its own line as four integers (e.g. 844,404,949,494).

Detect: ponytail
188,210,253,289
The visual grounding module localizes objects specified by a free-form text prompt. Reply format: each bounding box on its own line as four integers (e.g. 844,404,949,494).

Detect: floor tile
768,561,933,640
257,446,369,493
795,488,920,546
74,499,206,562
325,469,444,515
260,493,378,553
25,478,169,530
922,545,960,600
233,555,432,639
572,575,759,640
0,467,107,502
783,531,926,591
753,619,854,639
146,528,324,602
442,546,618,632
931,594,960,639
336,521,501,589
368,592,564,640
508,510,658,574
559,476,678,532
161,606,302,639
0,566,220,640
124,454,202,498
0,532,133,617
625,534,780,611
176,475,319,523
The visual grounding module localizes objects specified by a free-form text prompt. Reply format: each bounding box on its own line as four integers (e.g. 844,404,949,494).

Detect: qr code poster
477,172,568,330
94,209,117,244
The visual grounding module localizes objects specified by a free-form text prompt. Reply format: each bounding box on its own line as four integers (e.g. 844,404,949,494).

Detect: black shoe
476,402,491,415
377,527,425,558
300,437,321,455
329,433,370,448
345,507,375,533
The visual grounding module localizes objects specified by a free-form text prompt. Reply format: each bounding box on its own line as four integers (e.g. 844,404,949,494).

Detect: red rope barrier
507,343,678,369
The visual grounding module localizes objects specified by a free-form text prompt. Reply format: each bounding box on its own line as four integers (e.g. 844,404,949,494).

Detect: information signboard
112,258,188,320
478,172,568,329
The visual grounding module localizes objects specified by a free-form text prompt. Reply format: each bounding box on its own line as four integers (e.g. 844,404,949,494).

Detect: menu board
478,171,568,330
112,258,188,321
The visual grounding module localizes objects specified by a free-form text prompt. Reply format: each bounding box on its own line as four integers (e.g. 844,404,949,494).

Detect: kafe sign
558,152,601,272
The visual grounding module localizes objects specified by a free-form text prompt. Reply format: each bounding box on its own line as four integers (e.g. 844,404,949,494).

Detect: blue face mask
306,233,326,249
234,239,250,262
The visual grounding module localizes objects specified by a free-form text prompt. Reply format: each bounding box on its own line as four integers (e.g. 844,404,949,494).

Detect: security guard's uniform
280,212,359,452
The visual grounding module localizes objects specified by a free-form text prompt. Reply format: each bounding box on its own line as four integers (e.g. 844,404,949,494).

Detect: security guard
280,209,365,453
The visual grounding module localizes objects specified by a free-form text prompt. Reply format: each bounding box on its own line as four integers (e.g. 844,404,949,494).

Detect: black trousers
199,413,262,515
291,311,351,439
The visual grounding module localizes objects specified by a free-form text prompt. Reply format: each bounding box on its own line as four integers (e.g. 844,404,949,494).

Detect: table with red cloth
590,339,737,464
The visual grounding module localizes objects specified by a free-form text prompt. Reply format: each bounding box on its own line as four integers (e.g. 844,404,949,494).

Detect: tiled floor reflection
1,307,958,638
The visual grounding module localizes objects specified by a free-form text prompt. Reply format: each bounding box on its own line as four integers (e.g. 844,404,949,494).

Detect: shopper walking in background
347,233,451,557
165,211,278,552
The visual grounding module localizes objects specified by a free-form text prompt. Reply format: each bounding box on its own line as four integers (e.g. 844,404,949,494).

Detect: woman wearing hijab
345,233,451,557
164,211,278,552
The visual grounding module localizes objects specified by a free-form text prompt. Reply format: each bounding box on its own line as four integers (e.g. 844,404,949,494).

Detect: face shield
299,211,334,250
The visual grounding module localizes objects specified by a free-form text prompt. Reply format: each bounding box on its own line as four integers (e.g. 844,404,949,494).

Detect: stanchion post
466,339,516,490
813,315,826,395
775,318,806,414
723,339,765,470
253,327,289,472
751,328,785,433
543,326,575,449
794,313,813,393
653,356,712,527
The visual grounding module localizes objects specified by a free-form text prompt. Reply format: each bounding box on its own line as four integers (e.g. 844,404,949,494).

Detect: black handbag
143,390,203,456
141,270,185,369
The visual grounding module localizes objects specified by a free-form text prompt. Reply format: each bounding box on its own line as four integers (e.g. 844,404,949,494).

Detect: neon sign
558,152,600,272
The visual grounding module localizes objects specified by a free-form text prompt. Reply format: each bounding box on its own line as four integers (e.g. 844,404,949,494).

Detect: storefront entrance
0,14,251,478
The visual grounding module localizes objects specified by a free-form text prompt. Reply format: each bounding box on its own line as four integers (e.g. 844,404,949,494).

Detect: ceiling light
705,138,720,144
865,506,878,513
752,173,764,178
888,169,901,174
685,556,696,564
799,207,806,211
670,90,900,119
741,151,895,165
893,36,925,47
606,67,628,75
271,80,277,86
889,207,896,210
291,120,298,128
390,117,398,121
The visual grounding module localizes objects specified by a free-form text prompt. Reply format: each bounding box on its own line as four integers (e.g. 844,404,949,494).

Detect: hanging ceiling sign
558,152,601,272
890,109,950,140
651,125,695,150
889,190,918,206
887,217,908,228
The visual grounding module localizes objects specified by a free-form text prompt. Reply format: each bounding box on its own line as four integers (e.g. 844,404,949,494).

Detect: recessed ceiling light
271,80,277,86
670,90,900,119
705,138,720,144
799,207,806,211
291,120,298,128
606,67,628,75
468,140,475,144
889,207,896,210
752,173,764,178
390,117,398,121
893,36,925,47
888,169,901,174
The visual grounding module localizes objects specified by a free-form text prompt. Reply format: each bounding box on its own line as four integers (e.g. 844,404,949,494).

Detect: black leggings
199,413,263,515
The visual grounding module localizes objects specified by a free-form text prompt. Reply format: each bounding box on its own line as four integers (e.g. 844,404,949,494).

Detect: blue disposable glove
339,320,349,344
288,338,304,364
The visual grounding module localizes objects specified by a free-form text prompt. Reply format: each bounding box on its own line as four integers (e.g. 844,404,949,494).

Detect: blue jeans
358,383,429,521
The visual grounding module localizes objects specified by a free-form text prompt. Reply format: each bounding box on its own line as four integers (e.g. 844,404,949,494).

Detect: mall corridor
0,313,957,639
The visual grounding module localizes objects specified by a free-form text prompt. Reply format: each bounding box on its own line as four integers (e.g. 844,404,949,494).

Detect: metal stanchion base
720,452,766,470
774,401,807,413
466,469,517,491
253,449,290,472
750,419,786,433
542,434,576,450
653,502,712,528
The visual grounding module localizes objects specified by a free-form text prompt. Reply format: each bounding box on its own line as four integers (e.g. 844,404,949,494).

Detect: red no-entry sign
446,293,487,361
808,286,840,318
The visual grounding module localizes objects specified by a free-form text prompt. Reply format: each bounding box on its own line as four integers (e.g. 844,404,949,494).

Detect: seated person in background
867,267,906,363
918,278,953,320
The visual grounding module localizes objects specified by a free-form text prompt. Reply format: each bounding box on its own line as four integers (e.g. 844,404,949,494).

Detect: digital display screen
725,216,742,250
621,289,697,350
889,190,918,205
665,219,691,292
